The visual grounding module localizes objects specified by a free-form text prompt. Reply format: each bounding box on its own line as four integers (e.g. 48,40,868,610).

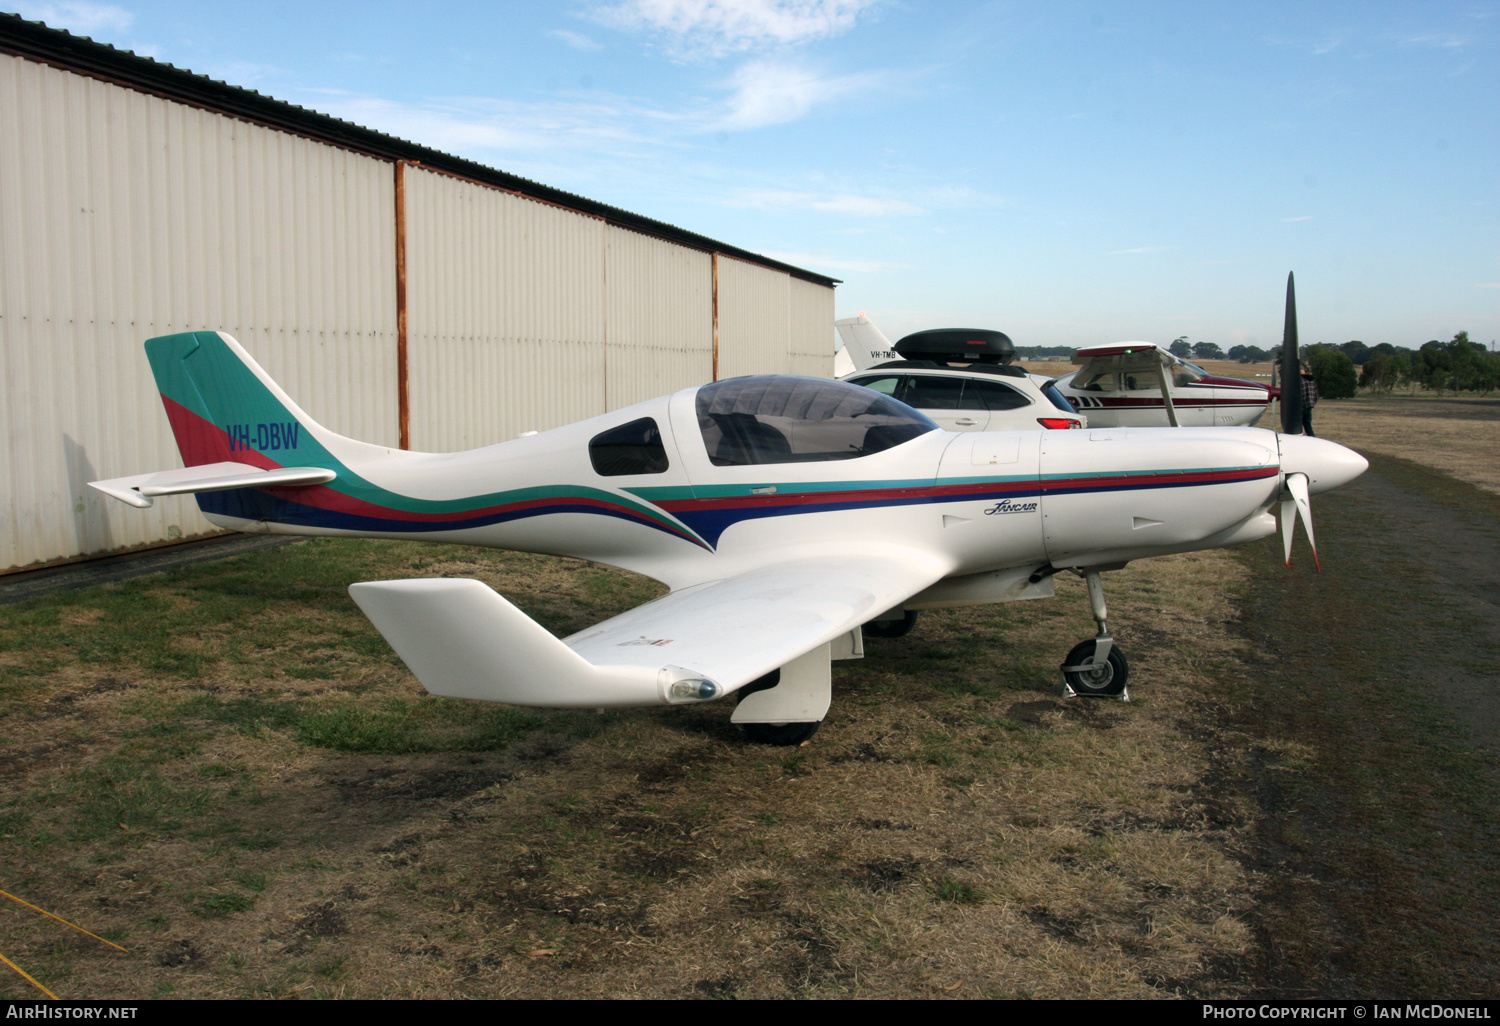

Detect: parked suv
839,327,1085,432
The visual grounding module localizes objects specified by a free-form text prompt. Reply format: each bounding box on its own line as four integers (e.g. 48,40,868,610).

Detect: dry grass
6,384,1490,999
1309,394,1500,496
0,539,1275,1000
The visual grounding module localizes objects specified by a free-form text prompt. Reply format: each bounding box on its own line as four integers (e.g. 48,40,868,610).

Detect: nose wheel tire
1062,641,1129,697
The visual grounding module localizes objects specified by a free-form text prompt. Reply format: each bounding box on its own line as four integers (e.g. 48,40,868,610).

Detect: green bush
1309,348,1357,399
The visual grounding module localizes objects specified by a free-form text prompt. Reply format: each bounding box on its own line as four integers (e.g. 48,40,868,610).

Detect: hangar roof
0,13,840,288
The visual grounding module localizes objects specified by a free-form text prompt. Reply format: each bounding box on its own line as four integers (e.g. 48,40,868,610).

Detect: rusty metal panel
0,55,397,569
714,255,791,379
604,225,713,409
404,167,608,450
788,276,836,378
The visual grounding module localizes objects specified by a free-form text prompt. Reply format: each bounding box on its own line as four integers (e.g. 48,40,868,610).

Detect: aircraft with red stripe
92,326,1363,743
1052,342,1278,428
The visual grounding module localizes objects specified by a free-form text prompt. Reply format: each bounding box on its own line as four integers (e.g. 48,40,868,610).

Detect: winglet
349,578,720,709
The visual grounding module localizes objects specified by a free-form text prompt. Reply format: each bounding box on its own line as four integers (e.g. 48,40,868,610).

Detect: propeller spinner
1275,433,1368,570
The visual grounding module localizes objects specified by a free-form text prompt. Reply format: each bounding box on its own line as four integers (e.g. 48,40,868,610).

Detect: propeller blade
1281,495,1297,566
1281,471,1319,570
1280,272,1303,434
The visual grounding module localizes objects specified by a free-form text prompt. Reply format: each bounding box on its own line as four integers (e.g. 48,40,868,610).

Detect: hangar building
0,16,838,571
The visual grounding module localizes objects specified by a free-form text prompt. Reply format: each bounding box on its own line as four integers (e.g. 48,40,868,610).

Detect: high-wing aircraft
835,314,1275,430
1051,344,1276,429
834,319,1086,431
92,328,1365,744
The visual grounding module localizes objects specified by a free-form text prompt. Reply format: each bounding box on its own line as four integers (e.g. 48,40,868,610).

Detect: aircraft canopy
696,376,936,467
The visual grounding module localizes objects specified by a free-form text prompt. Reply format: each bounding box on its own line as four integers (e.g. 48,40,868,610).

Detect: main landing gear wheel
735,674,821,746
740,721,821,746
1061,641,1129,697
863,610,919,639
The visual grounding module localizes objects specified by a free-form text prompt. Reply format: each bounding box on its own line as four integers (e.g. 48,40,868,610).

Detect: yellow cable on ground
0,950,58,1000
0,889,127,952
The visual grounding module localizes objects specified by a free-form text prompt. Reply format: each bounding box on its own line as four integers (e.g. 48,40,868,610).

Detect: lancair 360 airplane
92,328,1366,743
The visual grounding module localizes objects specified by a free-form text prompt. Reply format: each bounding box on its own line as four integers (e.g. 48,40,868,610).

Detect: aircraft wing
349,552,949,709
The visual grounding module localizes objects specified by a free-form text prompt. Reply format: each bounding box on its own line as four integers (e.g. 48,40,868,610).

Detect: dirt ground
1,389,1496,999
1311,393,1500,496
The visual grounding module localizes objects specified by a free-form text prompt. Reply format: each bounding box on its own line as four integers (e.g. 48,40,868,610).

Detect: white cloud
594,0,878,58
296,52,881,169
1263,34,1342,55
760,250,917,274
1405,33,1467,49
12,1,133,36
306,92,661,154
714,59,876,129
924,185,1005,210
730,189,925,217
550,29,605,51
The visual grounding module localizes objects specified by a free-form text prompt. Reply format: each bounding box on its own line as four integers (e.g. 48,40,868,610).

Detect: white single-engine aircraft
1051,344,1276,429
92,328,1366,743
835,317,1277,429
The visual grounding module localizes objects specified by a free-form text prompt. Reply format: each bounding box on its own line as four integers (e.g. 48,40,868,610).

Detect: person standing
1300,364,1319,436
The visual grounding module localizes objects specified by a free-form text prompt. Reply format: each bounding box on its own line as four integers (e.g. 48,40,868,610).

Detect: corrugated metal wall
715,255,791,380
788,276,836,378
714,256,834,380
0,54,397,569
0,55,835,570
605,226,713,409
403,167,607,451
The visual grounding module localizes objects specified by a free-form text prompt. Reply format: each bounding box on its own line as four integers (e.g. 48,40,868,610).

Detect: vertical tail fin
145,331,385,473
834,314,902,373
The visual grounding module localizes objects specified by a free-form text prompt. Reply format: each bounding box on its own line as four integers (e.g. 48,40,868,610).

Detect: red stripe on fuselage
1086,396,1267,408
656,467,1274,515
161,398,693,537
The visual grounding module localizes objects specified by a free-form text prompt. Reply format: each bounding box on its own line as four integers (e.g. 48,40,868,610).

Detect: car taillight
1037,418,1081,429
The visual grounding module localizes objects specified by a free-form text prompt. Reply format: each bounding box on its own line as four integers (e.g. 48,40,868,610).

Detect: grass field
1,391,1496,999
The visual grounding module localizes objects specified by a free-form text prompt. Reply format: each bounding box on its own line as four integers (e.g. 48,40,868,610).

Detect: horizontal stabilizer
89,462,336,508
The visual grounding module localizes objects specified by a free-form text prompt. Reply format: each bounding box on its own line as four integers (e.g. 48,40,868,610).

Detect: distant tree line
1018,332,1499,398
1346,332,1500,397
1014,346,1076,360
1256,332,1496,400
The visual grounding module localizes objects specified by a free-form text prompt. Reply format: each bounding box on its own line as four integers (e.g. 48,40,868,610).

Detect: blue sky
12,0,1497,350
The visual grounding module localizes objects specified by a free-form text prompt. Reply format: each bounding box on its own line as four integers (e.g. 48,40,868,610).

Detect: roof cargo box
894,328,1017,365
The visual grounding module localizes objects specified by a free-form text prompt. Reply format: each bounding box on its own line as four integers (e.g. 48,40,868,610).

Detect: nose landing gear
1059,570,1131,700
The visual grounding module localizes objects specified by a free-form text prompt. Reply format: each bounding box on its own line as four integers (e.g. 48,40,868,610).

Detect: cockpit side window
589,417,669,476
696,376,936,467
1075,369,1118,392
1173,362,1206,387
